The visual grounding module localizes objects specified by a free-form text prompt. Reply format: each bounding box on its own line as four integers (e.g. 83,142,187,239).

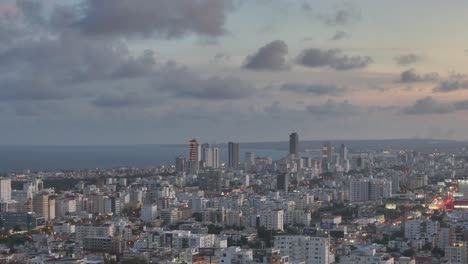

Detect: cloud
0,32,158,101
297,48,373,71
280,83,346,96
398,69,439,83
394,54,423,66
154,65,256,100
329,30,349,41
433,74,468,93
243,40,289,71
306,99,360,116
111,50,157,79
368,105,399,112
213,52,231,64
455,100,468,110
77,0,235,39
403,96,455,115
302,2,361,26
92,92,156,109
264,101,282,113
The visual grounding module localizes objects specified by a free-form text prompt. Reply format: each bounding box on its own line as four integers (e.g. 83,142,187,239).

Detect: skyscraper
289,133,299,158
202,144,219,168
322,142,334,172
277,174,288,193
188,139,200,174
200,143,210,162
228,142,240,168
189,139,200,162
175,156,186,173
339,144,348,162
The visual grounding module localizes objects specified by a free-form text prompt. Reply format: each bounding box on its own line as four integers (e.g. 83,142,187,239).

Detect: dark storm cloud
243,40,289,71
111,50,157,79
0,78,74,102
398,69,439,83
329,30,349,41
78,0,234,38
154,65,256,100
0,31,157,101
306,99,360,116
302,2,361,26
92,92,156,109
280,83,345,96
0,0,254,110
433,74,468,93
394,54,423,66
402,97,455,115
297,48,373,71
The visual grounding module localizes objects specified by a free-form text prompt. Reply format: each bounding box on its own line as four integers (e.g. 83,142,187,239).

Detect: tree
432,247,445,258
402,249,416,257
422,242,433,251
207,224,223,235
192,213,202,222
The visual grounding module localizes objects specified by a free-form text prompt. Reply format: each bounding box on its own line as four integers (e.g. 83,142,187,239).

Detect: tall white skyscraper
0,178,11,201
201,144,219,168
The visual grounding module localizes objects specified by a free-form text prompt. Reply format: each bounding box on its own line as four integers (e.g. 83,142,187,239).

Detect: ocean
0,145,294,172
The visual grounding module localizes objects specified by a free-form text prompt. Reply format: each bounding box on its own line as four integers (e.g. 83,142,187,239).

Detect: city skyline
1,1,468,263
0,1,468,144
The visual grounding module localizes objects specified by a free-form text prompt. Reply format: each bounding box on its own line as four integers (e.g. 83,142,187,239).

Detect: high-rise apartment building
201,144,219,168
33,193,49,221
175,156,186,173
189,139,200,162
274,236,333,264
259,209,284,231
228,142,240,168
0,178,11,201
339,144,348,162
349,179,392,202
188,139,200,174
289,133,299,158
277,174,288,193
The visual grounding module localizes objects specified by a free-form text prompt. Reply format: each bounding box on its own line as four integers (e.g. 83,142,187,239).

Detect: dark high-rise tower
175,156,186,173
289,133,299,157
277,174,288,193
228,142,240,168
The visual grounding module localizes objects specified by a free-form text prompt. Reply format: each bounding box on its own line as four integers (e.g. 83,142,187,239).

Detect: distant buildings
349,179,392,202
0,212,45,230
0,178,11,201
404,220,439,244
274,236,333,264
201,143,219,169
259,209,284,231
228,142,240,168
276,174,288,193
289,133,299,158
188,139,200,174
175,156,186,173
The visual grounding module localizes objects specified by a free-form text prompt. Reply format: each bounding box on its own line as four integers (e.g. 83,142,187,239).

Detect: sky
1,0,468,145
